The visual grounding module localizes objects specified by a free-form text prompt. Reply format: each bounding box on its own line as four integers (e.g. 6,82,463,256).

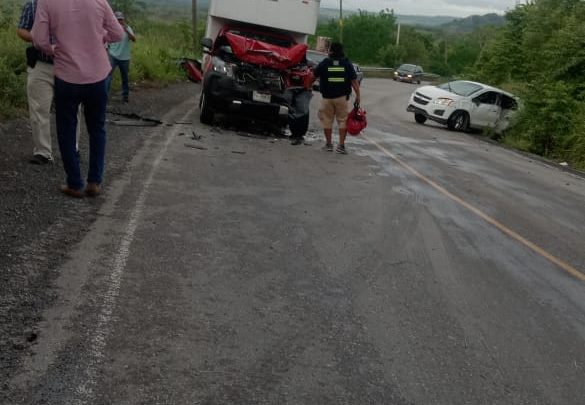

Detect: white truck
199,0,320,137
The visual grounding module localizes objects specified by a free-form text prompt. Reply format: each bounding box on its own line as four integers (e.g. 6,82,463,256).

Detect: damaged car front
199,27,314,137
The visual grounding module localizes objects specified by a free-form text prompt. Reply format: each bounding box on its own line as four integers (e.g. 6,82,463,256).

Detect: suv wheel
199,91,214,125
414,113,427,124
448,111,469,132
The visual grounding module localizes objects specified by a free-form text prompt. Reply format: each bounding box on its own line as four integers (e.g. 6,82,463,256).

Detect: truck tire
414,113,427,124
199,91,214,125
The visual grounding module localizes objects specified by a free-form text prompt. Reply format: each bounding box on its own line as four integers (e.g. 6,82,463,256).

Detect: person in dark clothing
312,42,361,154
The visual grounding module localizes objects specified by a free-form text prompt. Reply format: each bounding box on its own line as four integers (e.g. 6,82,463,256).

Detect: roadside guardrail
360,66,441,81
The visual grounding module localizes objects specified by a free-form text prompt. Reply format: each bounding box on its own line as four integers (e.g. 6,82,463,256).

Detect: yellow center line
365,135,585,282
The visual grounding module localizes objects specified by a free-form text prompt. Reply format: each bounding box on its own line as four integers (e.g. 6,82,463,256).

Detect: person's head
114,11,125,22
329,42,345,59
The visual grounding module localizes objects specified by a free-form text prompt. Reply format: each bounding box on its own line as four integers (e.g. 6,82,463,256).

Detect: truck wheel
448,111,469,132
199,92,214,125
414,113,427,124
289,113,309,138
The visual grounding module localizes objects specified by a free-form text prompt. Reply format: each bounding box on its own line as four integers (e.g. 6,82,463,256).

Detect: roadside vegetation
1,0,584,169
0,0,201,120
313,1,585,169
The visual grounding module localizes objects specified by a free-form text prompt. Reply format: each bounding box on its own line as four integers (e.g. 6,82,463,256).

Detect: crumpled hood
225,32,307,70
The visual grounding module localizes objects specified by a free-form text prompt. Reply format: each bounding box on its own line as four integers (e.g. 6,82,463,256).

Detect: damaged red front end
225,32,307,70
198,26,314,136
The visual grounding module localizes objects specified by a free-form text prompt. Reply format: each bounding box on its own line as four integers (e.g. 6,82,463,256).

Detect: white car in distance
407,80,519,133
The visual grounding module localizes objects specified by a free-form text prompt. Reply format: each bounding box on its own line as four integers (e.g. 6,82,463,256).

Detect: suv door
471,91,502,128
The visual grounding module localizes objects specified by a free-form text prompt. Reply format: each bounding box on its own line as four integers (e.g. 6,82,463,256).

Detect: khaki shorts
319,96,349,129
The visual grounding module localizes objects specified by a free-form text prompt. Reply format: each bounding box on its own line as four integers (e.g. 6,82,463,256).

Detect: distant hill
319,7,457,27
143,1,495,31
395,15,456,27
439,13,506,33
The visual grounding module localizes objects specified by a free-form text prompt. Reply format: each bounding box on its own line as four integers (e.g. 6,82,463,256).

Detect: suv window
399,64,417,72
501,95,518,110
438,81,483,97
475,91,499,105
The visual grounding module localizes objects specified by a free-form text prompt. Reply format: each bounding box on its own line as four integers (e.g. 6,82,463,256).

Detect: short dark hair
329,42,345,58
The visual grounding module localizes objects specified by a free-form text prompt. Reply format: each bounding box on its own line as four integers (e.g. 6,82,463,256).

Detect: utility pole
396,23,401,46
192,0,198,51
339,0,343,43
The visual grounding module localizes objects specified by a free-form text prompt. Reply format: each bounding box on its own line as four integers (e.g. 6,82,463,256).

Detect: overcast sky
320,0,520,17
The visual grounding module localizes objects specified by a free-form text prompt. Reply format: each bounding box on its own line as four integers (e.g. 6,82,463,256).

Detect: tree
192,0,198,51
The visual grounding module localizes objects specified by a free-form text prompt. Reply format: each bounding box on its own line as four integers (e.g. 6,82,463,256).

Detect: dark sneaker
29,154,52,165
290,137,304,145
322,143,334,152
123,97,129,103
85,182,101,197
60,185,84,199
335,144,347,154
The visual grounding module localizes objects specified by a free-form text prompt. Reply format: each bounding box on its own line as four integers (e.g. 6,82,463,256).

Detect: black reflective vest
316,58,356,99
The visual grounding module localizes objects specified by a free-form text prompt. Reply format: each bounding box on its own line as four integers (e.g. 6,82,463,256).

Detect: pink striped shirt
31,0,124,84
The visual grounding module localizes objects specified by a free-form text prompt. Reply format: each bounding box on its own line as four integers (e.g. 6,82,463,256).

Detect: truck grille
234,64,284,93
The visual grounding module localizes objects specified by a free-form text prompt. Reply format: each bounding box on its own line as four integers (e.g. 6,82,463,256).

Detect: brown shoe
85,182,101,197
60,185,84,199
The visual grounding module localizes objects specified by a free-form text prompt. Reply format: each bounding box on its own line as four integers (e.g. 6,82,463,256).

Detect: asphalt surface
1,78,585,404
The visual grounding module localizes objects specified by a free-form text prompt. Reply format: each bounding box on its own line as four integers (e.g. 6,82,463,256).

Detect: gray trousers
26,61,80,159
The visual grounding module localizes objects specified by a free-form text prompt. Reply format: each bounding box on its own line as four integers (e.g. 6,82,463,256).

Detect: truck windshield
228,29,293,48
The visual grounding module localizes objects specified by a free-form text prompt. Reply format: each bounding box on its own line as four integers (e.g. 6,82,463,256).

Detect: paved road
5,79,585,404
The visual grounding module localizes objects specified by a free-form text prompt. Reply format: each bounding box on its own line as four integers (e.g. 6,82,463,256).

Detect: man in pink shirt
32,0,124,198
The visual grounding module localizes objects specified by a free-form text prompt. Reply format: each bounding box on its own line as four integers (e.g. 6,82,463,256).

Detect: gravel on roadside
0,81,198,396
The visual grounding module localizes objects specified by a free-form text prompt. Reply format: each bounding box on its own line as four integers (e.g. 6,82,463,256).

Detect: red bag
347,103,367,136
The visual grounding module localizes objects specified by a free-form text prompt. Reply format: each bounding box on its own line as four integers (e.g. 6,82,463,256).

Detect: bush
0,9,202,118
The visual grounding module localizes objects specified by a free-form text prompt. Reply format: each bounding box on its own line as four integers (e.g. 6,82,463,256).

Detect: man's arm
30,0,53,55
351,80,361,104
16,2,33,43
17,28,32,42
313,60,325,79
125,26,136,42
103,3,125,43
346,61,360,104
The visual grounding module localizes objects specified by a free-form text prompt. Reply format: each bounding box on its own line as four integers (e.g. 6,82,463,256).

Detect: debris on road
231,150,246,155
110,120,160,127
191,131,202,141
184,144,208,151
180,58,203,83
107,111,163,127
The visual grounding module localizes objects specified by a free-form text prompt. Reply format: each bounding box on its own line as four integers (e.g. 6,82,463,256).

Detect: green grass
124,18,202,85
0,5,201,119
0,3,29,119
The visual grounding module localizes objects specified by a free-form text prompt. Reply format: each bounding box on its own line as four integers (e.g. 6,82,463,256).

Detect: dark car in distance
394,64,423,84
305,50,363,90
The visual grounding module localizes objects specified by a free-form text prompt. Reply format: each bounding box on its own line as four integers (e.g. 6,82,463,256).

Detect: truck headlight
211,57,233,77
407,74,413,78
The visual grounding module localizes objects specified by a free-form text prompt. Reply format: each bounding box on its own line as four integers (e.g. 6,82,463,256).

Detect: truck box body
206,0,320,44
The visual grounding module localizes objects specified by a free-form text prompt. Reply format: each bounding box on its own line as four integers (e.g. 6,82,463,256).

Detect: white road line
75,107,195,403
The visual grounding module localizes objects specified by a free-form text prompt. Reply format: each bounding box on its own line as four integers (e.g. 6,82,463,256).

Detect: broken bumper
407,104,448,126
203,73,290,123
